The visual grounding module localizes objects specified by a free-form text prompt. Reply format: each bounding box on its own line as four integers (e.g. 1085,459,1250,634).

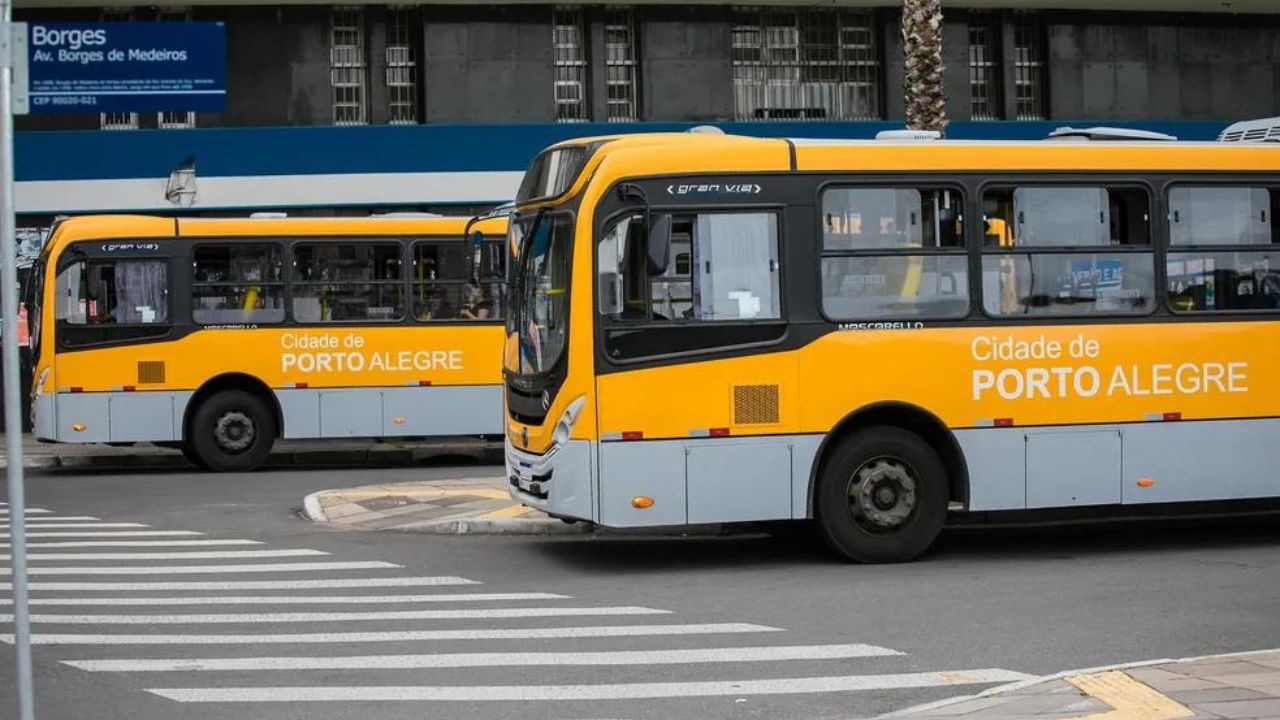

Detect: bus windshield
510,212,572,375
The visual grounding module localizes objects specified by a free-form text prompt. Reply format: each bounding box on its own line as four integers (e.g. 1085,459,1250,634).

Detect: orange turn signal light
1136,477,1155,488
71,423,86,432
631,496,654,509
392,416,406,425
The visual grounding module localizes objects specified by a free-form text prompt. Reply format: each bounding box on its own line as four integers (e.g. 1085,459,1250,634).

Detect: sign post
0,7,34,720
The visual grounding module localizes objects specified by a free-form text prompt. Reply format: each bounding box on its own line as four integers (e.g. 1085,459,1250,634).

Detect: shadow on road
526,513,1280,573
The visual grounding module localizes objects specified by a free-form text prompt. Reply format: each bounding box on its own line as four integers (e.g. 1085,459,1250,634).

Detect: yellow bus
502,131,1280,562
25,212,508,471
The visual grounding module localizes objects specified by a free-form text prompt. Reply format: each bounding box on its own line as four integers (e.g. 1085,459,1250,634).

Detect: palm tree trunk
902,0,947,133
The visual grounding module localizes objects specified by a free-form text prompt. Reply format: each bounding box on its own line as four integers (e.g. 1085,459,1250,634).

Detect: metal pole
0,1,35,717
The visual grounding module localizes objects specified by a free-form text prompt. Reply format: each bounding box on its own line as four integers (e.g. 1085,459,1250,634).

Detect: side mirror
598,271,624,316
647,214,672,275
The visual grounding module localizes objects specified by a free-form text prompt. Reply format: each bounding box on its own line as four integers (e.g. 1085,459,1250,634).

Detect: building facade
11,1,1280,225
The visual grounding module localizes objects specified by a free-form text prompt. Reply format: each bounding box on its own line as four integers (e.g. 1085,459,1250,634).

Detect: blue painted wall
15,120,1231,183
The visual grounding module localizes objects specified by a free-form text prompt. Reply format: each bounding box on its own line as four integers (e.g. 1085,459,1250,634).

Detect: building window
732,8,881,122
604,9,638,122
331,7,368,126
386,6,419,125
553,7,588,122
157,7,196,129
100,8,139,130
968,14,1001,121
1013,13,1046,120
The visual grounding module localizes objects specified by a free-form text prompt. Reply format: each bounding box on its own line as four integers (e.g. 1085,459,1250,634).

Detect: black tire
815,426,949,563
188,390,276,472
179,442,205,469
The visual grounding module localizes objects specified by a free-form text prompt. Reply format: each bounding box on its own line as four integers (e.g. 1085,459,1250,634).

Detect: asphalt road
3,463,1280,720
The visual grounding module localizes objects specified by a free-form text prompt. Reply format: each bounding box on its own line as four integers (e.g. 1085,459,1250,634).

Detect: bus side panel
1122,418,1280,504
108,393,176,443
276,389,319,438
319,389,382,437
686,439,793,524
953,428,1027,511
598,441,686,527
381,385,503,436
55,393,109,443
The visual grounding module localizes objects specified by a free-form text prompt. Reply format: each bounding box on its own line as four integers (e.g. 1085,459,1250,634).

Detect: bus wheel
179,442,205,469
816,426,948,563
189,390,276,472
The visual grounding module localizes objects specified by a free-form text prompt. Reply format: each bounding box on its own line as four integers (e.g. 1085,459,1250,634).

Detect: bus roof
39,213,508,262
539,132,1280,200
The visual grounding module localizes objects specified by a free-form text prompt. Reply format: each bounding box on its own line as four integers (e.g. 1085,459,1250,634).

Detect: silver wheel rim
213,411,256,453
847,457,918,533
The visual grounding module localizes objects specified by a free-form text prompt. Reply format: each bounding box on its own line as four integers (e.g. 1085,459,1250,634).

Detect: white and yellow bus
25,213,508,471
502,131,1280,562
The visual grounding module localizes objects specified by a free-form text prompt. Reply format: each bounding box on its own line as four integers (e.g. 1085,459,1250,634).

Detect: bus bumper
506,437,595,523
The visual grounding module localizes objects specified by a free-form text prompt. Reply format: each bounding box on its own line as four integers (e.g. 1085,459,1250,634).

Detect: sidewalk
1,433,501,471
886,649,1280,720
302,475,590,535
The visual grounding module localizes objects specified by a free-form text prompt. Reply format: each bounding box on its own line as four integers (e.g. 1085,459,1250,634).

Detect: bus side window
1167,185,1280,313
821,186,969,321
55,257,171,347
192,244,285,325
981,186,1154,317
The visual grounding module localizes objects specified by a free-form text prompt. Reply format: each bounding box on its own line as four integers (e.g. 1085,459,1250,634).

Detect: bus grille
733,385,779,425
137,361,166,385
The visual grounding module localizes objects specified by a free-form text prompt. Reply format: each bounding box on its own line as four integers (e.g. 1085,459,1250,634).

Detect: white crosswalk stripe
145,670,1037,703
2,512,102,517
68,644,904,671
2,623,782,646
0,508,50,514
0,522,144,529
3,549,328,561
1,504,1035,713
7,606,671,624
0,576,477,591
4,592,567,606
1,531,203,538
0,561,399,575
4,540,262,548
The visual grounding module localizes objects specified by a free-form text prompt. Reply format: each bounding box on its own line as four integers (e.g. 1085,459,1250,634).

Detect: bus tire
815,426,948,563
179,442,205,469
188,390,276,472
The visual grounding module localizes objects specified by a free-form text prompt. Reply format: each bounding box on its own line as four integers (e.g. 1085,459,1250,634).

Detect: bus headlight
552,395,586,447
33,367,49,397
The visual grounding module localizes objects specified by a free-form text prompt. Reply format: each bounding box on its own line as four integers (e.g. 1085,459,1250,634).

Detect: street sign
24,21,224,115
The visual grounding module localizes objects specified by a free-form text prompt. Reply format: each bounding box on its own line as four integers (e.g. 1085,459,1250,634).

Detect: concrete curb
302,487,741,537
392,517,594,535
879,646,1280,718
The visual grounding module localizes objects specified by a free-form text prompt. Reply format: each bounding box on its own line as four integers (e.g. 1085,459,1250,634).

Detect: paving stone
974,693,1106,716
1203,672,1280,691
908,695,1017,715
1006,680,1083,697
1178,661,1276,677
1169,688,1272,704
1141,676,1229,693
1191,698,1280,718
1131,667,1196,684
355,494,422,511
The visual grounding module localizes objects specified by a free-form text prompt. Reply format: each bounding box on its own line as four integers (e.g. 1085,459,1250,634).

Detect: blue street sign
25,22,225,114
